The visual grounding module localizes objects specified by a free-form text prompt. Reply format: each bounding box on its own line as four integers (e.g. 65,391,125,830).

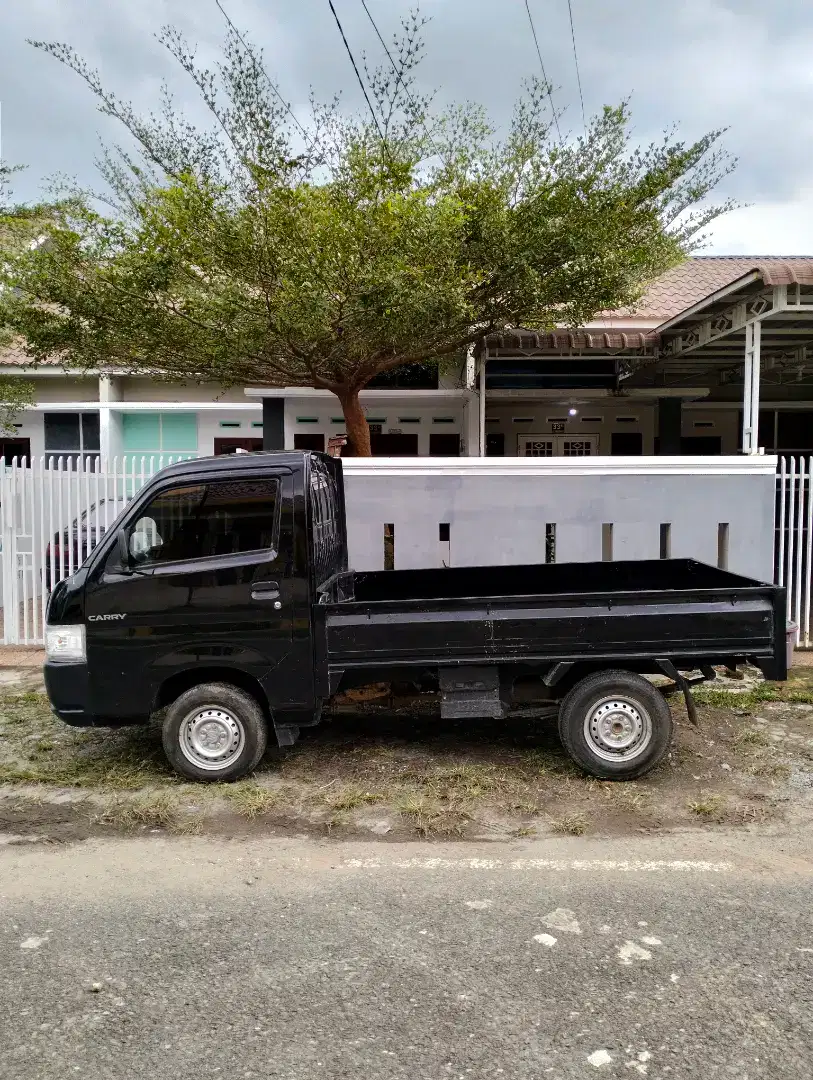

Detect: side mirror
117,528,133,573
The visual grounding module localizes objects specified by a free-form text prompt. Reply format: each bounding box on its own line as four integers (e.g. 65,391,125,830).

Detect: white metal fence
0,455,190,646
776,456,813,646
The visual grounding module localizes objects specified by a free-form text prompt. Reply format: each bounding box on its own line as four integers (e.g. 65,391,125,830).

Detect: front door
518,434,599,456
0,437,31,464
370,433,419,455
429,433,461,456
294,433,326,452
83,468,298,720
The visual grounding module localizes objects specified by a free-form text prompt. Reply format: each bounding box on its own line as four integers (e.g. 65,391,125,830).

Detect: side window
128,478,279,565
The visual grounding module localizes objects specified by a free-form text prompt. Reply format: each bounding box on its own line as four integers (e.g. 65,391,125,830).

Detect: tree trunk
337,388,371,457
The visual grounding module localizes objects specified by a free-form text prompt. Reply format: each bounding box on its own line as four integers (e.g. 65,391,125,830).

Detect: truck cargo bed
351,558,758,602
320,559,785,678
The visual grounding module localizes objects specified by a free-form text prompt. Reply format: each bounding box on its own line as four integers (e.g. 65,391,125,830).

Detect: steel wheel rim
179,706,245,772
584,695,653,763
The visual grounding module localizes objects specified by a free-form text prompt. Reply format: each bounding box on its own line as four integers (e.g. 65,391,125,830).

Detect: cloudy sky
2,0,812,254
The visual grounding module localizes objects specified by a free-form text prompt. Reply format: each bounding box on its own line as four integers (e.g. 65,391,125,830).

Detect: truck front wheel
162,683,268,783
558,670,673,781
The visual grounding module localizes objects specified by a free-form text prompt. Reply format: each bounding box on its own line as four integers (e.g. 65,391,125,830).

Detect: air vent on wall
615,416,639,424
694,421,714,429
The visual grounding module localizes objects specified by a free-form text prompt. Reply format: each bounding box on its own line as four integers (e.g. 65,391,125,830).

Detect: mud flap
655,658,701,727
273,723,301,748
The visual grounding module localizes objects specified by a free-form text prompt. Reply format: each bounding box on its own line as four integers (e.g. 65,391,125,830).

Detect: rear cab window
309,457,343,587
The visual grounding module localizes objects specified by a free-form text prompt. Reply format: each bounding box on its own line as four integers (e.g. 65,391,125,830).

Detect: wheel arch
154,667,271,717
545,660,668,700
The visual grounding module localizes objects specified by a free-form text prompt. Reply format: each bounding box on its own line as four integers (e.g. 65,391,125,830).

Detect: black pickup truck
44,450,787,783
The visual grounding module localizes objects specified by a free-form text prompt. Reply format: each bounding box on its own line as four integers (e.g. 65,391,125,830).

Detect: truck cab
45,452,345,778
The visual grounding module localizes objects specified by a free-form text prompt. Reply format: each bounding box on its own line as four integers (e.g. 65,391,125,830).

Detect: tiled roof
0,343,61,366
624,256,813,320
0,344,32,366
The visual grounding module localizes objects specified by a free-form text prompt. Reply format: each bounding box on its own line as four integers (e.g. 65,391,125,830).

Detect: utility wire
328,0,386,145
359,0,436,154
214,0,310,139
359,0,417,112
566,0,586,129
523,0,563,144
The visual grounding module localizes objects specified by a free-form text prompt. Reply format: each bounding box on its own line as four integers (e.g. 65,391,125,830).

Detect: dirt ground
2,658,813,846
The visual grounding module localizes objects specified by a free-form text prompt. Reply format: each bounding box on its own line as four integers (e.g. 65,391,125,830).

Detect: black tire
558,670,673,780
162,682,268,783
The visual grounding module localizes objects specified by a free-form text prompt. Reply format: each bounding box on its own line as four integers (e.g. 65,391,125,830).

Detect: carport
626,262,813,454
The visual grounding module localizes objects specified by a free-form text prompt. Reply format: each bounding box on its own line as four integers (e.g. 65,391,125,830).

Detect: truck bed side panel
324,590,777,668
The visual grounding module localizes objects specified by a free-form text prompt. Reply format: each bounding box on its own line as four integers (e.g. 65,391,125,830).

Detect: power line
359,0,437,155
359,0,416,111
328,0,386,145
522,0,563,143
566,0,586,130
214,0,310,139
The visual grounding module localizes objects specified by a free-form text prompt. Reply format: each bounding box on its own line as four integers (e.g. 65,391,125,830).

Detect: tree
0,164,40,432
3,14,735,454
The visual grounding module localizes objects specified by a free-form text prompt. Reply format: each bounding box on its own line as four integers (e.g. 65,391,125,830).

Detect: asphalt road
2,830,813,1079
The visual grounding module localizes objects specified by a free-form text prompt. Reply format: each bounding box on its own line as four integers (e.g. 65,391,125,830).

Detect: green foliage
3,13,736,453
0,377,34,435
0,165,46,429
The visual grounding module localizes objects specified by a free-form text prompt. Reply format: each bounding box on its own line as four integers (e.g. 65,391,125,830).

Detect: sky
2,0,813,254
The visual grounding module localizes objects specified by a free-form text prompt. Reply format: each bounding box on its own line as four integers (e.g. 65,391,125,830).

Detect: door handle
251,581,281,604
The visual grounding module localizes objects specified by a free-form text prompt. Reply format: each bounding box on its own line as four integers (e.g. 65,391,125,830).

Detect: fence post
0,463,13,644
3,461,20,645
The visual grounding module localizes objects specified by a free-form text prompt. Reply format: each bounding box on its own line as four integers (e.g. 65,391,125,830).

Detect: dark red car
45,501,111,590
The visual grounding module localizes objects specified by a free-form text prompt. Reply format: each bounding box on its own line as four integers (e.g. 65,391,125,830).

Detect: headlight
45,624,86,662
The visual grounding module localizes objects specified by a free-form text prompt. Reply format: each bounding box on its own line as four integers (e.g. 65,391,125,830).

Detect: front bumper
43,661,97,727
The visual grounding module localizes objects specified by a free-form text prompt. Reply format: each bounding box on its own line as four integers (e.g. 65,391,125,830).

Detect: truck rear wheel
558,670,673,781
162,683,268,783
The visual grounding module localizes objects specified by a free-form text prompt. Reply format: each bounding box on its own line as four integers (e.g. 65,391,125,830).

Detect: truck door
83,469,303,720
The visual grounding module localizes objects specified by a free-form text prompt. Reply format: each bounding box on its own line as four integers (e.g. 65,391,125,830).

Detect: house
3,255,813,462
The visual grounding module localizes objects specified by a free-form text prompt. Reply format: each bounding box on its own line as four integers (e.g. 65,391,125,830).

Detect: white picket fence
776,456,813,646
0,455,191,646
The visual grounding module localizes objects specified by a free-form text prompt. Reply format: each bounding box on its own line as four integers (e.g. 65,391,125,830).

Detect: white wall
119,378,248,403
683,407,740,453
197,409,263,454
32,377,99,403
13,412,45,457
341,456,778,582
